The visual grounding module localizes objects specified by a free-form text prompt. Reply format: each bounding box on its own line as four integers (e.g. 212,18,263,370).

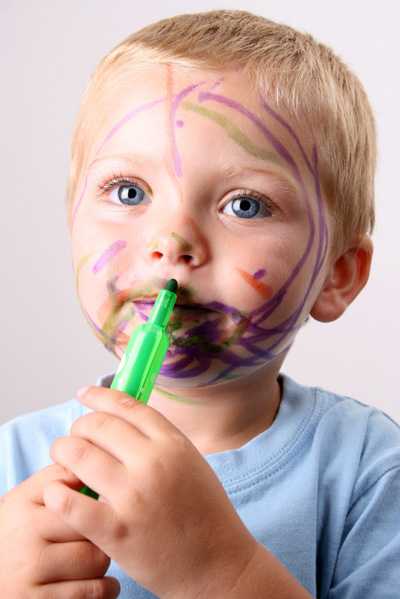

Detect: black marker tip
165,278,178,293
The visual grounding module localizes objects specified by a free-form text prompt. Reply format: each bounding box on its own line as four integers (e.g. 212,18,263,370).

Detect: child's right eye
96,174,151,207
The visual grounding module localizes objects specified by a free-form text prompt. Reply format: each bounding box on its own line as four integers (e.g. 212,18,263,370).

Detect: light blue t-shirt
1,372,399,598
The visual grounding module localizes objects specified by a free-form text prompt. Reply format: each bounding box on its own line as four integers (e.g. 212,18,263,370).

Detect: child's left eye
222,192,273,219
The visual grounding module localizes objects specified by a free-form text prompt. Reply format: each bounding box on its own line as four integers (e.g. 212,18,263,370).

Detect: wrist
163,533,259,599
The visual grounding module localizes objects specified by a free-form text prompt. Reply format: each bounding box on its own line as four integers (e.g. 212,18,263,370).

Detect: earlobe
310,236,373,323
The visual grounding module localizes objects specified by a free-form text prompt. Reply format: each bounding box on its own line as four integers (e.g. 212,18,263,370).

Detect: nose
147,217,209,269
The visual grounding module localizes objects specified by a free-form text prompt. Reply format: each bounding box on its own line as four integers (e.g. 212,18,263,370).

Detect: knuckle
73,411,109,436
85,577,114,599
91,411,110,431
69,438,91,464
56,484,74,517
118,393,140,410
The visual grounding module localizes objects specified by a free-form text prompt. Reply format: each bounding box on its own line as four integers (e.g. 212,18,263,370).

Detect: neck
149,364,283,455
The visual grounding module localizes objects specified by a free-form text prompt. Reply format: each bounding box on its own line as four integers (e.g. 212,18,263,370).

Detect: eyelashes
95,171,275,219
96,171,148,199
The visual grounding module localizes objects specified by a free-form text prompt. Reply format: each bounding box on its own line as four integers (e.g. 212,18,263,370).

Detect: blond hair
66,9,376,256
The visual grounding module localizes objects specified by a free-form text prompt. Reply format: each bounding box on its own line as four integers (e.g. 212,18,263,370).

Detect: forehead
86,61,314,191
89,63,263,149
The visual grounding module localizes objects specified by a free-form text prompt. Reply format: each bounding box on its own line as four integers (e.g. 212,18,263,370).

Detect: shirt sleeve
327,465,400,598
0,420,20,496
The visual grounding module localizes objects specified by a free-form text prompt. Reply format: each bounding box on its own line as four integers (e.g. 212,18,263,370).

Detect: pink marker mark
71,97,164,229
92,240,127,274
166,69,227,178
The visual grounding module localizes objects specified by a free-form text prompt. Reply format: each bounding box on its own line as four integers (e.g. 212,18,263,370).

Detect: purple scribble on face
92,240,127,274
253,269,266,280
170,81,207,177
155,87,329,384
78,73,329,388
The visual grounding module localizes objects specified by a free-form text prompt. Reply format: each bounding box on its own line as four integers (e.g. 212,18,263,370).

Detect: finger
43,480,119,561
77,385,178,438
70,410,150,469
15,463,82,505
34,540,110,583
33,503,88,543
50,436,126,506
39,576,120,599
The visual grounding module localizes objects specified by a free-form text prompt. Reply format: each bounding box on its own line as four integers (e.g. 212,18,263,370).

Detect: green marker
80,278,178,500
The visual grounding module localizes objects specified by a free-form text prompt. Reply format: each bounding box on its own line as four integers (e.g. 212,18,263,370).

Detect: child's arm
43,386,313,598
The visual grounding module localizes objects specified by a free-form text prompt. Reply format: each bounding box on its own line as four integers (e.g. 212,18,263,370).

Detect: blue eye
96,174,150,207
223,193,272,219
117,183,146,206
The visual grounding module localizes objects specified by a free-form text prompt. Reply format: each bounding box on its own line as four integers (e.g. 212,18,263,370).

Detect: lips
133,299,214,319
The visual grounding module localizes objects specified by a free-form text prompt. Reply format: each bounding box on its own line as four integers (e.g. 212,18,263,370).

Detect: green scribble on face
173,335,223,354
170,232,192,252
168,317,183,334
182,100,283,165
153,385,203,405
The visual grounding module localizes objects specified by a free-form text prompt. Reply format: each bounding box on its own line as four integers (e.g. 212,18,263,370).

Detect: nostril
151,251,193,264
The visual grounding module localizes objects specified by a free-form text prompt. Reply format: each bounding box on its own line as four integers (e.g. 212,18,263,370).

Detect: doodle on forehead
181,100,282,166
172,76,224,131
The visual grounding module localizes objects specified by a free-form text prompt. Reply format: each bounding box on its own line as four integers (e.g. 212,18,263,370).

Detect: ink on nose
150,232,195,265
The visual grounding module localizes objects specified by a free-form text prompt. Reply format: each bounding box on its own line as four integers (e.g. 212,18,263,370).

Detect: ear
310,236,373,323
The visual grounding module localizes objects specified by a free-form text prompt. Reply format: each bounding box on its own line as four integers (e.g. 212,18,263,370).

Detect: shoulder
0,399,89,494
284,374,400,498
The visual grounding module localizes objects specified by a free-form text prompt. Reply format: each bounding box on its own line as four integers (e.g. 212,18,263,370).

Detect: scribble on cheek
253,269,266,280
236,268,273,300
92,240,127,274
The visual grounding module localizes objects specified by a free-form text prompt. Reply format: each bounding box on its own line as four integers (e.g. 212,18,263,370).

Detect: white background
1,0,398,424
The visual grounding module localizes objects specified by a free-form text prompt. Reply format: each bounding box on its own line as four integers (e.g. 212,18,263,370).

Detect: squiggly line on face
92,240,127,274
154,88,329,384
74,72,328,387
181,100,283,165
71,98,163,230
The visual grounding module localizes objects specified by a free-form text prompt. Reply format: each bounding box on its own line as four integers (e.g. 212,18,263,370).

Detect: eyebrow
87,154,150,172
220,164,299,196
87,155,299,196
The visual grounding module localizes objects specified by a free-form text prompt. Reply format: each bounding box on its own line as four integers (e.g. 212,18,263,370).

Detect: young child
1,9,399,598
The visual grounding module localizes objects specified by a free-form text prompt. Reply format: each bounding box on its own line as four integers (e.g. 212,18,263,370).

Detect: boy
1,9,399,598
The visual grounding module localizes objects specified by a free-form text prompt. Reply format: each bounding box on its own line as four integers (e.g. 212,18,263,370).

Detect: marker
80,278,178,500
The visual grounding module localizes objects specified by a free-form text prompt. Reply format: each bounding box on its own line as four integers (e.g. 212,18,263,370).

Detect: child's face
69,62,332,389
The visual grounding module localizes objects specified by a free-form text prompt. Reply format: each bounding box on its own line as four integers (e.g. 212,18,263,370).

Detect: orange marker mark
236,267,273,299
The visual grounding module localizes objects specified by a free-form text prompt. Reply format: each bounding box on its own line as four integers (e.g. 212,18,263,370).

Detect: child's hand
43,387,258,598
0,463,120,598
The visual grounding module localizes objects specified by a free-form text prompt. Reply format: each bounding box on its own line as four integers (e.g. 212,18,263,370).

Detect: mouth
133,299,215,319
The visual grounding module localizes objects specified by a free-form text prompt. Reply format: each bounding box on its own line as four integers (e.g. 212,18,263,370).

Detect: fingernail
76,386,90,399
